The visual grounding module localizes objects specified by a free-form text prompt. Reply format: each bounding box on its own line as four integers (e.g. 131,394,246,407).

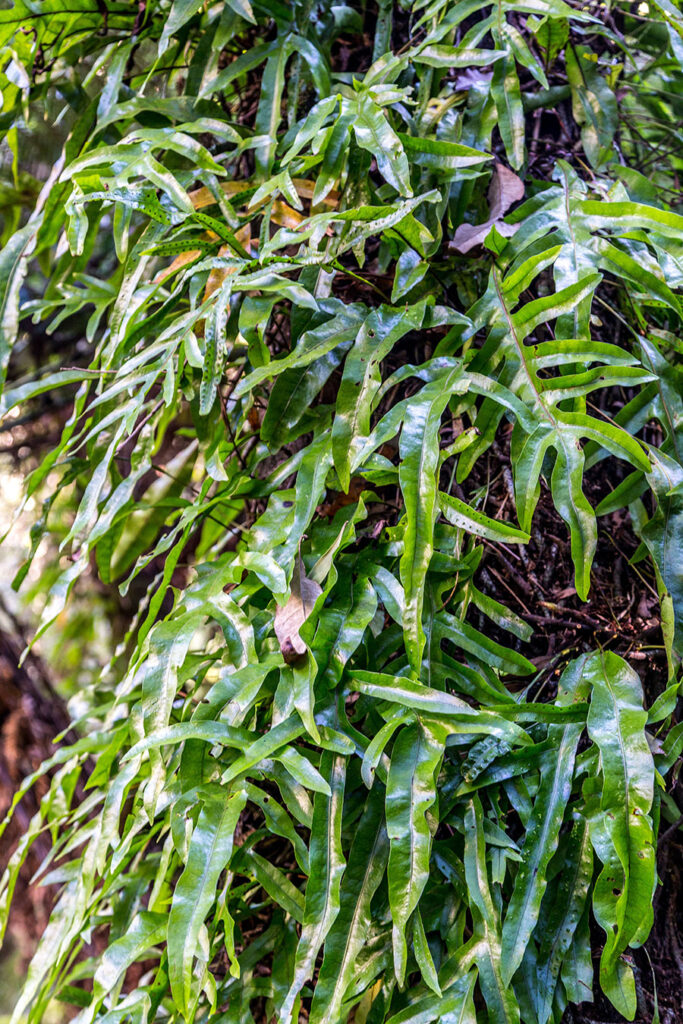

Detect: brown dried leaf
271,200,305,230
188,177,339,212
203,225,252,301
154,248,202,284
488,162,525,220
189,180,252,210
274,559,322,664
450,163,524,254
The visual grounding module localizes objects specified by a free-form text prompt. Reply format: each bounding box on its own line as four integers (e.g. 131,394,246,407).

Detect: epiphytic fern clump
0,0,682,1022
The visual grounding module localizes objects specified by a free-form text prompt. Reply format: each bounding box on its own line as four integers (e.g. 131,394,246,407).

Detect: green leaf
412,907,441,996
89,913,167,1020
226,0,256,24
314,575,378,689
535,814,593,1024
399,369,465,673
386,720,446,984
501,657,589,983
584,651,656,1019
333,303,425,491
550,437,596,602
352,95,413,196
236,305,365,396
413,46,507,69
309,787,390,1024
491,55,525,170
439,492,530,544
0,221,34,387
159,0,204,54
168,788,247,1015
464,797,520,1024
577,199,683,239
397,133,492,171
434,613,535,676
280,752,347,1022
240,848,305,922
350,670,531,745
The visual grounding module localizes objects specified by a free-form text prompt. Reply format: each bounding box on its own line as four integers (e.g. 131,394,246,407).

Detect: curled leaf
450,163,524,254
275,558,322,663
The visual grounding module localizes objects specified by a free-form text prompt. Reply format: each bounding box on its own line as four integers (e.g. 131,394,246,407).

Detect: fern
0,0,681,1022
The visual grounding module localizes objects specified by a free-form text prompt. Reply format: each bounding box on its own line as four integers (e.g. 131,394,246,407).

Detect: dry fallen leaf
203,224,253,301
271,200,305,230
154,247,202,284
274,558,322,664
188,180,252,209
450,163,524,254
188,177,339,212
